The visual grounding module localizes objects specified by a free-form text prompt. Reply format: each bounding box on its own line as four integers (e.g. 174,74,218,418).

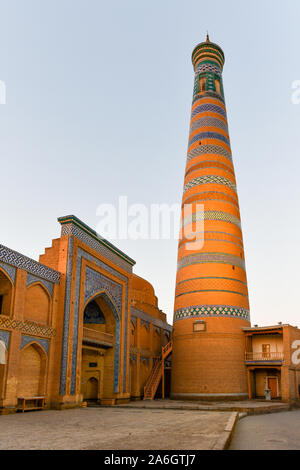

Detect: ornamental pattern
0,316,56,338
177,252,245,271
174,305,250,322
189,131,230,147
181,210,241,229
0,245,60,284
190,117,228,134
187,145,232,163
184,175,236,193
191,104,227,119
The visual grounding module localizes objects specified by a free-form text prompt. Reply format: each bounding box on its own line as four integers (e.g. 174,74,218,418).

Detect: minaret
171,37,250,400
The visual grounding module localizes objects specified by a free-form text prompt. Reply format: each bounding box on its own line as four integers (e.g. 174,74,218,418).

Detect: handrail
245,351,284,361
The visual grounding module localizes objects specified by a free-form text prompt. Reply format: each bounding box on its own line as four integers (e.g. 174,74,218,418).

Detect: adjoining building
0,215,171,413
244,325,300,402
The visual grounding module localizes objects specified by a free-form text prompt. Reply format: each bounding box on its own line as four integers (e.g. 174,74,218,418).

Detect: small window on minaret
215,79,221,95
199,77,206,92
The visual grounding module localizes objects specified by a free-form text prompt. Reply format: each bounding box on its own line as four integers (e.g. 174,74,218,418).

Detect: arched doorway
81,293,119,403
0,270,13,316
86,377,99,400
17,343,47,397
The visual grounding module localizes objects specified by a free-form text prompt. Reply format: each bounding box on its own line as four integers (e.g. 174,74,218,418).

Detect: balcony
245,352,284,363
82,327,114,348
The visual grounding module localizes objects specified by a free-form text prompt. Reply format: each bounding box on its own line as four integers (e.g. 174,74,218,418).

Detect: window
215,79,221,95
193,321,206,332
199,77,206,92
0,295,3,314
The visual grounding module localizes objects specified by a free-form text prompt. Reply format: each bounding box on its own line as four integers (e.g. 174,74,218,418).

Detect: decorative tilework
184,175,236,193
191,104,227,119
85,267,123,313
0,316,55,338
186,163,234,179
182,191,238,208
68,246,129,396
0,244,60,284
83,300,106,324
82,265,122,394
0,330,10,348
189,131,230,147
180,237,243,250
192,92,225,106
190,117,228,134
59,236,74,396
177,252,245,271
26,273,54,296
0,261,16,284
181,210,241,229
21,335,50,354
187,145,232,163
195,63,222,76
174,305,250,322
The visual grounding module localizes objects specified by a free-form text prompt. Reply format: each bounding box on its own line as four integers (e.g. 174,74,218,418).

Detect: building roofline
58,215,136,266
243,324,290,332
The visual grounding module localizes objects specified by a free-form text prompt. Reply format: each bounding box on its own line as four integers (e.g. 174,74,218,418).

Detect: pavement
229,410,300,450
114,398,290,415
0,407,237,450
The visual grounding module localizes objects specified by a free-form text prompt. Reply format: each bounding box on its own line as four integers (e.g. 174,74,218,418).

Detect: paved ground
115,399,289,414
0,407,234,450
230,410,300,450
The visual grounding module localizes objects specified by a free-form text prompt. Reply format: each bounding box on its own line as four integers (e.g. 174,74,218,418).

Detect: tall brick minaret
171,36,251,400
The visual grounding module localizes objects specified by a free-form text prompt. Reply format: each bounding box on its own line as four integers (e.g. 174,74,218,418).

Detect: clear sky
0,0,300,327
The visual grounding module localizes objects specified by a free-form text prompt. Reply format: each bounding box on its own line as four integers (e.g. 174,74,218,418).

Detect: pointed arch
24,282,51,324
17,342,48,397
83,289,120,321
0,268,13,316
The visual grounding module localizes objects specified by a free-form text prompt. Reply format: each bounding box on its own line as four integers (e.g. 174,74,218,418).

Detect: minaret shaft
171,38,250,400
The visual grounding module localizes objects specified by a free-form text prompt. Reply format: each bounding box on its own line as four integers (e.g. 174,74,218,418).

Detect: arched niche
24,283,50,324
0,269,13,316
140,323,150,350
130,321,136,348
17,342,47,397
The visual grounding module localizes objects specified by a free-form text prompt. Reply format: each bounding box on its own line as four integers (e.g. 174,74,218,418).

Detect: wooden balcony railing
82,327,114,347
245,352,284,361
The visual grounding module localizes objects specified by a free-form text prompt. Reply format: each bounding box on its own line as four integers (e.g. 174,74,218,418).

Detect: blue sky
0,0,300,326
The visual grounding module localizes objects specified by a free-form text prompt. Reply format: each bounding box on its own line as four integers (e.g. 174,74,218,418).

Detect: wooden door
268,377,278,399
86,377,98,400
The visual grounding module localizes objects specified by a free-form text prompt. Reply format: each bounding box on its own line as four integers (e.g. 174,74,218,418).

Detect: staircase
143,341,172,400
